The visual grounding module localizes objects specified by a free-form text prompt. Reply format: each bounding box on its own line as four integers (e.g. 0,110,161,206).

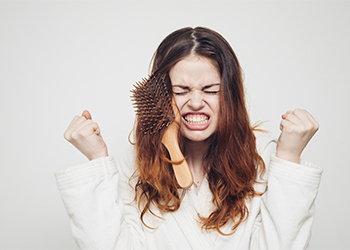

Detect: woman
56,27,322,249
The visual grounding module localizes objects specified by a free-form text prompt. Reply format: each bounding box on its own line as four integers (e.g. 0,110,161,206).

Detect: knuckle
305,121,313,130
64,129,74,141
315,121,320,130
293,108,302,116
299,125,306,133
286,112,293,118
63,131,69,140
63,130,69,137
304,120,318,133
93,122,100,129
280,119,288,126
73,115,82,122
281,125,294,134
71,130,80,139
286,127,295,134
77,129,87,137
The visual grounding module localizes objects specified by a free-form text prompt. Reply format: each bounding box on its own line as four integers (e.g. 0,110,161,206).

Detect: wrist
88,151,109,161
276,150,300,164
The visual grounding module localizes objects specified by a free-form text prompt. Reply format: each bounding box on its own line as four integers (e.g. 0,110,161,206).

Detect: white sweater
55,134,323,250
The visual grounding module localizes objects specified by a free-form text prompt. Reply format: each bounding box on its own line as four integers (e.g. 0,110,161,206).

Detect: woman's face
169,55,221,142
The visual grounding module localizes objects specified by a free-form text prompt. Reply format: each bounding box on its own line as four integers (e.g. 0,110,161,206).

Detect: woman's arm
251,142,323,250
56,111,146,249
55,157,121,249
250,109,323,250
55,154,146,250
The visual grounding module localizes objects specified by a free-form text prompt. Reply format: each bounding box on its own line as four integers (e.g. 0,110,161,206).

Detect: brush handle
161,103,193,188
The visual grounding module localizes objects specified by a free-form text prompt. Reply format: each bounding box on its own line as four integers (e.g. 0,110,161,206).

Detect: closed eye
172,84,220,95
172,85,190,95
173,91,189,95
203,84,220,94
204,90,220,94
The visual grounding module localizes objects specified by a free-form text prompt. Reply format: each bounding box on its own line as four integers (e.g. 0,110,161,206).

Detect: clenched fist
64,110,108,161
276,109,319,164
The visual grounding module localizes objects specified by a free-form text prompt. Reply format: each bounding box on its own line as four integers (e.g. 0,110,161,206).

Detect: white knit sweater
55,133,323,250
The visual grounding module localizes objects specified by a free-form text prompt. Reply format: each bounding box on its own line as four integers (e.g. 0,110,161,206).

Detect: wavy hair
132,27,265,235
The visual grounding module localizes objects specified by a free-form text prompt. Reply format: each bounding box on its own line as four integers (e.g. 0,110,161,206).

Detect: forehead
169,55,221,86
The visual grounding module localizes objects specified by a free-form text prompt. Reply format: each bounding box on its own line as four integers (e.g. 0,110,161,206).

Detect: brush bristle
131,73,175,135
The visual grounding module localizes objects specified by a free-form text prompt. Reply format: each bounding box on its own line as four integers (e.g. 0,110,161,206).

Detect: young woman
56,27,322,249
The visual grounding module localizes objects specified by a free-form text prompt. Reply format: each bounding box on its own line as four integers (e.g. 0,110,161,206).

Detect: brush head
131,73,175,135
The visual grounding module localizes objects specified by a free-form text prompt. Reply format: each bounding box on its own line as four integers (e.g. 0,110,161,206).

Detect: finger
65,117,92,139
280,118,288,131
302,110,318,124
70,121,97,139
82,110,92,120
282,113,302,126
91,122,101,135
67,115,89,134
301,109,319,131
80,121,100,136
279,118,295,132
64,115,85,139
292,108,310,123
281,110,293,119
293,109,319,130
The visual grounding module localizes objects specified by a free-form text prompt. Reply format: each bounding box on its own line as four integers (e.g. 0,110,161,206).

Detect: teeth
184,114,209,124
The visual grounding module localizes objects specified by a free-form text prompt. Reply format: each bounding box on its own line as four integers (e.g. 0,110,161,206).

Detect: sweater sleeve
250,140,323,250
55,149,146,250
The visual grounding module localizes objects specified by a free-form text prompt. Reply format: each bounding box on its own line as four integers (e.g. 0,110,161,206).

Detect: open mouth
183,114,209,125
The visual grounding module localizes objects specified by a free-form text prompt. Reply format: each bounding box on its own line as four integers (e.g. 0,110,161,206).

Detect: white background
0,1,349,249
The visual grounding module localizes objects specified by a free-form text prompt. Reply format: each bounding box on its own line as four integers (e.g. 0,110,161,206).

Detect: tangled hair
133,27,265,235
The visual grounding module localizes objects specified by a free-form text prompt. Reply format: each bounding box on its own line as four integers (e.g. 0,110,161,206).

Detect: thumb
82,110,92,120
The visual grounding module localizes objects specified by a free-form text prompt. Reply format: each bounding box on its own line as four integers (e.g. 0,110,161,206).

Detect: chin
181,130,215,143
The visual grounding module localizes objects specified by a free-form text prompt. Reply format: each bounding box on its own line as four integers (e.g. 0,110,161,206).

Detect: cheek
210,97,220,114
173,96,180,110
173,96,186,110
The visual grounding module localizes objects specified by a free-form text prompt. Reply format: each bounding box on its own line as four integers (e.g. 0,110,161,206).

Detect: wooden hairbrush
131,73,193,188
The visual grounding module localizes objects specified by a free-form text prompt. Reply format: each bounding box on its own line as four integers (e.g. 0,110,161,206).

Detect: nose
188,90,205,110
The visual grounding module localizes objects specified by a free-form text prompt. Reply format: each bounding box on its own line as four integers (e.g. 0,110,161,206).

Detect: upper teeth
184,114,209,124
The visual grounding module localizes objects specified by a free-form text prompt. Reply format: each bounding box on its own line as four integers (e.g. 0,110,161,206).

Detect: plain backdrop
0,1,349,249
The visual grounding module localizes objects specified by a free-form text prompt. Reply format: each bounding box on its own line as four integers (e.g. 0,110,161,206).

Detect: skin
64,110,108,161
276,109,319,164
64,55,319,192
169,55,221,191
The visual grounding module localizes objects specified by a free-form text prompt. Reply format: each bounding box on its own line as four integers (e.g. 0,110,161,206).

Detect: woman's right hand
64,110,108,161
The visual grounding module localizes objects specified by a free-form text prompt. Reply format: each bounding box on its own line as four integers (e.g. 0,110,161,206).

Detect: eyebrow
202,83,221,90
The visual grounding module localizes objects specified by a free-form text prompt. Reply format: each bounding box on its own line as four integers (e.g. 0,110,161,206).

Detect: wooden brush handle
161,102,193,188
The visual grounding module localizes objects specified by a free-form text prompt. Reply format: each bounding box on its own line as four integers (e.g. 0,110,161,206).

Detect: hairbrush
131,73,193,188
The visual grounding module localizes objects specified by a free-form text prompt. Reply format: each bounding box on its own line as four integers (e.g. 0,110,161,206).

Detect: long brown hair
133,27,265,235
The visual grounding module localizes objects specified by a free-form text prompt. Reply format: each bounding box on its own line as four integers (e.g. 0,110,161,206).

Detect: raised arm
56,111,146,249
250,109,322,250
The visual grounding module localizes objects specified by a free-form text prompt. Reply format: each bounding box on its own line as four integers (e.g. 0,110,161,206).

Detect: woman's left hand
276,109,319,164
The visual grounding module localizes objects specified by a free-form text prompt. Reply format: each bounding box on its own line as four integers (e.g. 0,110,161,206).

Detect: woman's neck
183,138,210,191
